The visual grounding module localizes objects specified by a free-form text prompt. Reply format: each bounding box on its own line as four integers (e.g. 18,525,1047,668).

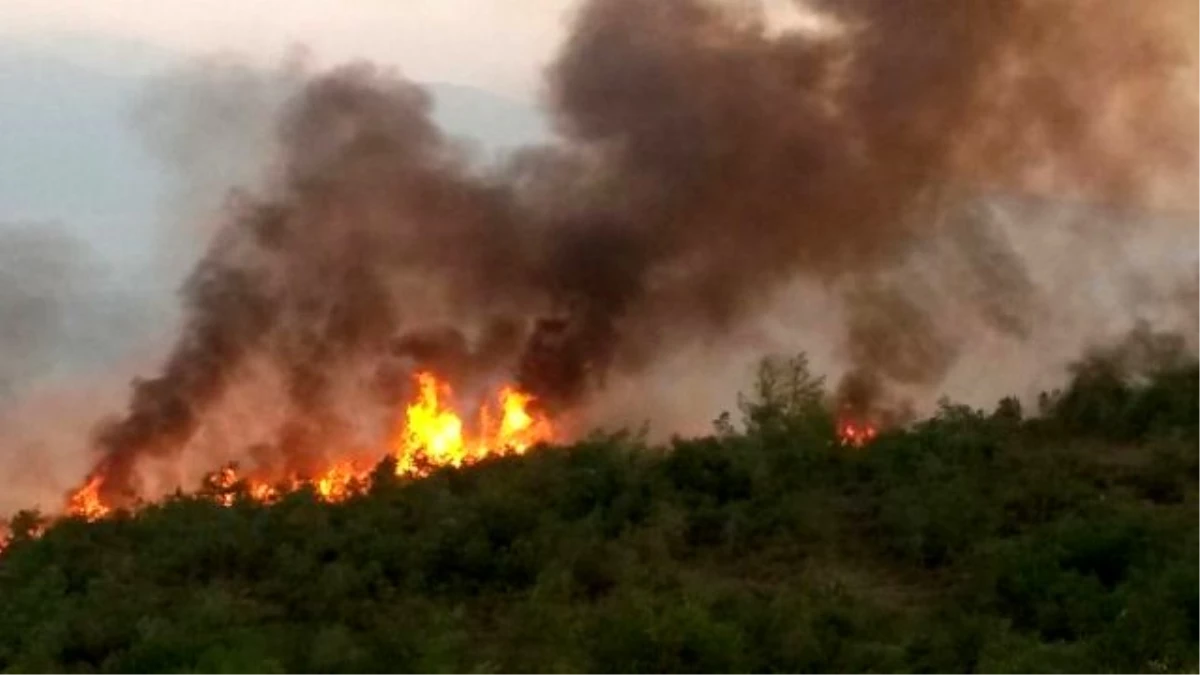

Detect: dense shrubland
0,340,1196,673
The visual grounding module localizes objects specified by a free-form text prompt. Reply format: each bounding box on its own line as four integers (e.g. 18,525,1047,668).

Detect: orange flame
249,481,279,503
58,371,554,525
496,386,552,453
66,475,110,521
394,372,553,477
313,461,360,502
396,372,469,475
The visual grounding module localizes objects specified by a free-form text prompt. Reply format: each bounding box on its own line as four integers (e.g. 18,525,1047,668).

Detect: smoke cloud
72,0,1196,505
0,226,89,401
0,222,172,514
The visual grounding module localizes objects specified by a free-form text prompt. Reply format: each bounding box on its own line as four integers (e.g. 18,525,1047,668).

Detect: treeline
0,338,1196,673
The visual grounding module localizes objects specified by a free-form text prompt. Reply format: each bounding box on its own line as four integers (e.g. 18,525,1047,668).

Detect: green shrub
0,346,1195,672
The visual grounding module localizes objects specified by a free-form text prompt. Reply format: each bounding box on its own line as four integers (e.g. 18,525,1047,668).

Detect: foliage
737,352,833,442
0,351,1195,673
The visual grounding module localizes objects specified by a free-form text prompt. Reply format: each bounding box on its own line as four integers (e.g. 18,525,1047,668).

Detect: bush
0,347,1195,672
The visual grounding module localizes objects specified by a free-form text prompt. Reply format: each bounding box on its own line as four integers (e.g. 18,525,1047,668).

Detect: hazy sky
0,1,584,274
0,0,816,262
0,0,574,98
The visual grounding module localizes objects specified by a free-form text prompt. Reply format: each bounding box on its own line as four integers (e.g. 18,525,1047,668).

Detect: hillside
0,347,1196,673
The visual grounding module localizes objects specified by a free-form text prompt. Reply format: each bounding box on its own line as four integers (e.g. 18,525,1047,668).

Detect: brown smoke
0,223,167,514
78,0,1197,504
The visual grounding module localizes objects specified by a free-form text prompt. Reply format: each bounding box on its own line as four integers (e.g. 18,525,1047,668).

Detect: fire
249,481,279,503
66,475,109,521
394,372,553,477
496,386,551,453
396,372,469,474
60,371,553,522
205,465,240,506
837,417,878,447
313,461,360,502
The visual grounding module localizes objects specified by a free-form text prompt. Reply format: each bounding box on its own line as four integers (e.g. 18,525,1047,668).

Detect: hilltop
0,347,1196,673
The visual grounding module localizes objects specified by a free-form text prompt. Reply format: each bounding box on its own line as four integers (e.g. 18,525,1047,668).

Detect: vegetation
0,342,1196,673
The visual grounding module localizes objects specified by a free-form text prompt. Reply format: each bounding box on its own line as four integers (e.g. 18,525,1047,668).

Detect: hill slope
0,349,1196,673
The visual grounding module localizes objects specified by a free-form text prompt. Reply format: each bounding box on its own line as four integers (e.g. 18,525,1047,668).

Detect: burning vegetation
11,0,1190,527
396,373,552,477
1,343,1196,673
0,0,1194,669
65,371,553,520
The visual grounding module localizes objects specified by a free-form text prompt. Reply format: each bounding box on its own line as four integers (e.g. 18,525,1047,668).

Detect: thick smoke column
533,0,1194,413
79,0,1196,504
85,71,528,502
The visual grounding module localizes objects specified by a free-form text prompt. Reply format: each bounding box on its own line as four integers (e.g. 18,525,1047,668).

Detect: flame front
397,372,468,474
61,371,554,524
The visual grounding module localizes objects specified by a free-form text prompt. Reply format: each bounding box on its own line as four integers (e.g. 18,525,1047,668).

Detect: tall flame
396,372,468,474
394,372,553,477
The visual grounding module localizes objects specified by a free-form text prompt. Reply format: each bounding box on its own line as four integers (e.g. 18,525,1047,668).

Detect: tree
737,352,830,438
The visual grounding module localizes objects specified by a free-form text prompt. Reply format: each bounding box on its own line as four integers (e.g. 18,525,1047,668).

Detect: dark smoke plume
79,0,1197,504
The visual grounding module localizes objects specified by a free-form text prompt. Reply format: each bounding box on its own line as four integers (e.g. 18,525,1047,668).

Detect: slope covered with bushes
0,346,1196,673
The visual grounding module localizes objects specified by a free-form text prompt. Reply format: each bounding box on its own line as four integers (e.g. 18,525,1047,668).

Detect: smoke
0,53,304,512
0,223,169,513
0,223,174,397
519,0,1195,412
75,0,1196,504
0,226,88,400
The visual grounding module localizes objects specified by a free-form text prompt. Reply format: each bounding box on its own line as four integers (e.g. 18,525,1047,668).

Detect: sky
0,0,573,99
0,1,577,273
0,0,589,402
0,2,587,511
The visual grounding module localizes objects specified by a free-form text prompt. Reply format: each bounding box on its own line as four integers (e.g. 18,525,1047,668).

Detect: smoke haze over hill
0,1,1195,512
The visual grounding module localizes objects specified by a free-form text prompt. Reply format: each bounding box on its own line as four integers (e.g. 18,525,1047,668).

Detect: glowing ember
837,418,878,447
